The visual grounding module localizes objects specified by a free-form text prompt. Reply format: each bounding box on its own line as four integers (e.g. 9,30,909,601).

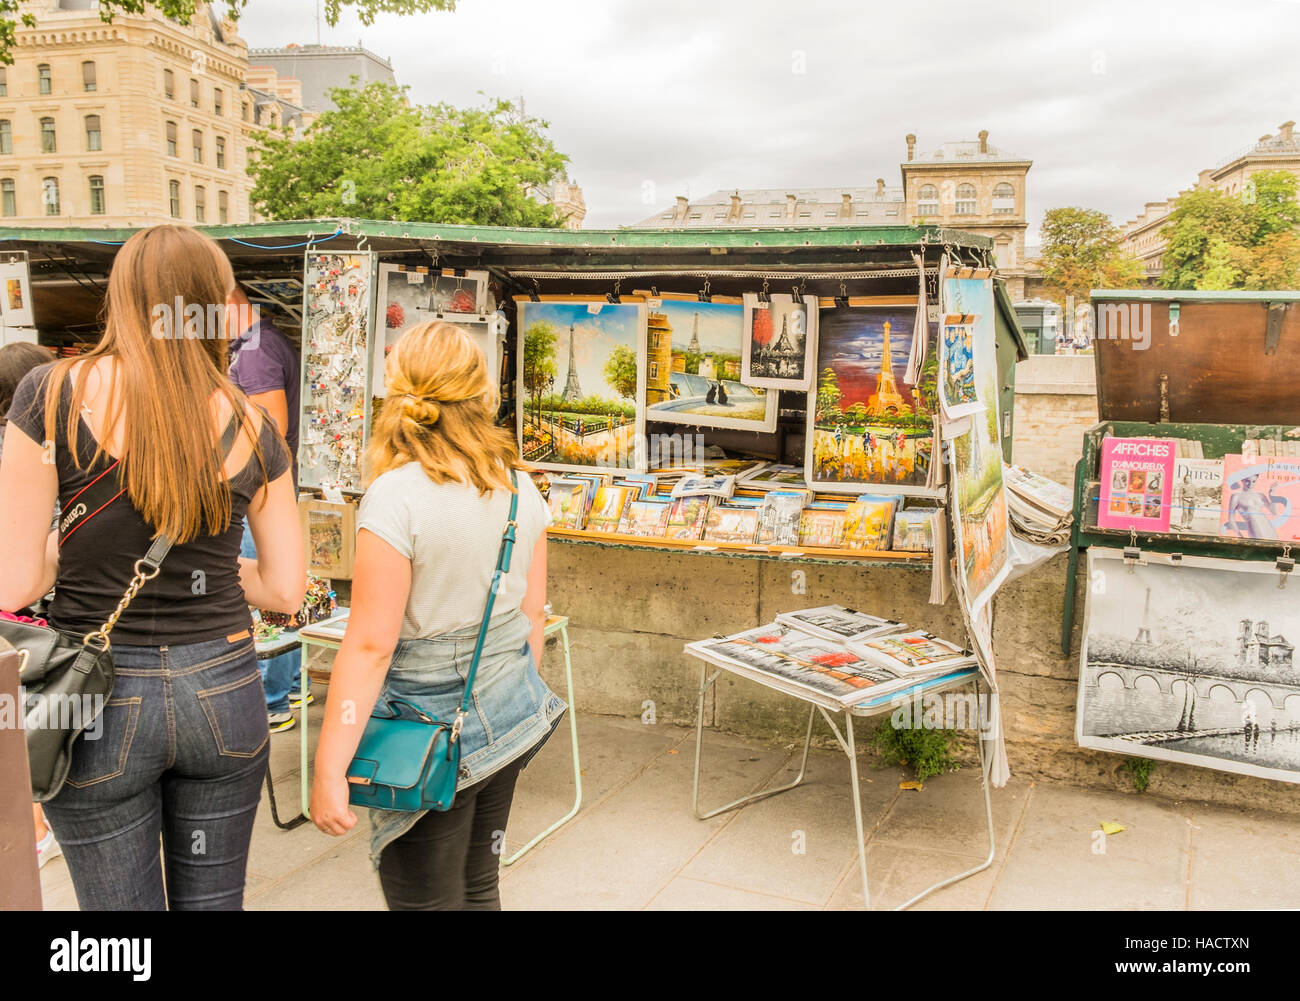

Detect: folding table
688,658,995,910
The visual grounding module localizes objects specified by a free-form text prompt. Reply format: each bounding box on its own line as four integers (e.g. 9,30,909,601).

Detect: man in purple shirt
228,287,306,731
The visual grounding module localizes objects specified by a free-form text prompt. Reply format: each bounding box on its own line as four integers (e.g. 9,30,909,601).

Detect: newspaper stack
1003,463,1073,546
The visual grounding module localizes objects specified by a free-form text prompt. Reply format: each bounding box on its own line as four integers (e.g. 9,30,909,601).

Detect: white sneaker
36,829,62,869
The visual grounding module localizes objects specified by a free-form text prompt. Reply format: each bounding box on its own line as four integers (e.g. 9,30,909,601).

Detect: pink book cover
1097,438,1174,532
1220,454,1300,541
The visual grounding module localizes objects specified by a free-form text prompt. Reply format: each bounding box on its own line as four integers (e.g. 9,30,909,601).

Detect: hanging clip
757,278,770,304
1123,528,1142,573
606,278,622,304
528,278,540,302
792,278,806,304
834,280,849,309
356,232,368,255
697,278,712,303
1278,545,1294,589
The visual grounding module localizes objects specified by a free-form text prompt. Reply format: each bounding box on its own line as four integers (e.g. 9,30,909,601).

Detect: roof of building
249,43,394,70
908,140,1030,165
630,185,907,229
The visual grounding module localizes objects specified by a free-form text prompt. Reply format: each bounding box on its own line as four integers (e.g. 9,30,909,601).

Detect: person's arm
0,422,59,611
238,467,305,612
246,389,288,438
310,527,411,836
520,531,547,670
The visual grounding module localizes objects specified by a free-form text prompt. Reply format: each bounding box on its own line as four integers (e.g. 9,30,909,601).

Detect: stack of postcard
1003,464,1073,545
798,502,850,548
586,484,637,533
738,464,808,491
775,605,904,642
665,495,715,540
671,473,737,500
843,495,899,551
620,497,672,537
702,503,762,545
546,477,591,529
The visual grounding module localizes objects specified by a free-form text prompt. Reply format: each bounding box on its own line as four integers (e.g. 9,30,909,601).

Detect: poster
1078,548,1300,785
298,252,374,492
299,499,356,579
1097,437,1175,533
805,299,937,494
741,293,816,390
640,293,777,432
0,258,34,329
1171,458,1225,536
515,297,647,473
1220,454,1300,541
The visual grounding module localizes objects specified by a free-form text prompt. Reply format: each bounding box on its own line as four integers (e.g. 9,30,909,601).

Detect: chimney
840,193,852,217
1281,121,1296,143
674,195,689,222
978,129,989,154
905,133,916,161
729,191,742,221
876,178,886,197
785,193,797,219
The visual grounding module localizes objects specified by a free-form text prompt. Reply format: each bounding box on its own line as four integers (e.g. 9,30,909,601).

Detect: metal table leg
504,622,582,865
299,641,311,819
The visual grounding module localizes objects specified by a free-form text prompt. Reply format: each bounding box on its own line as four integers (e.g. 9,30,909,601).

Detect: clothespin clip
792,279,805,305
1278,545,1294,589
528,279,540,302
606,278,622,304
697,278,712,303
757,278,770,305
1123,528,1141,573
834,280,849,309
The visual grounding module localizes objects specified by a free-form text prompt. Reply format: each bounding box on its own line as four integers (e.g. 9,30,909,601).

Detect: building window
40,118,56,153
917,184,939,216
241,101,249,122
218,189,228,224
955,183,977,215
165,120,177,157
992,182,1015,215
85,115,101,152
190,78,199,109
168,179,180,218
194,185,206,222
42,177,59,215
215,135,225,168
0,68,7,97
0,179,13,217
38,64,51,95
164,69,174,99
0,120,11,156
214,88,223,116
192,129,202,163
88,175,105,215
648,361,658,380
82,61,97,92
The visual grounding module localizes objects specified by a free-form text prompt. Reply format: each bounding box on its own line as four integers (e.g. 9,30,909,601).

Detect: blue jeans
41,635,269,911
242,518,307,712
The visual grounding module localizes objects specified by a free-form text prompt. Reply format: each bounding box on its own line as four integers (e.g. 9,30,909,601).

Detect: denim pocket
197,670,270,758
64,696,142,788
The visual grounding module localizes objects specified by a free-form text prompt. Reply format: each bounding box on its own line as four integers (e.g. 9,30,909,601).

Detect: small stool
503,614,582,865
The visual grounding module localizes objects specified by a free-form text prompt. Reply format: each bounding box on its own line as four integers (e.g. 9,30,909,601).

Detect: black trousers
377,754,528,911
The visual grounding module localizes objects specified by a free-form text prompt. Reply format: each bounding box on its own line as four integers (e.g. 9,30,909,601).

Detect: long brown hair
41,224,268,543
366,321,522,493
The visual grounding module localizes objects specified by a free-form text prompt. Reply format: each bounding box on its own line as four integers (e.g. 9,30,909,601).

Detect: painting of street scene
642,296,776,432
806,303,937,491
517,298,645,471
1079,550,1300,784
949,399,1009,612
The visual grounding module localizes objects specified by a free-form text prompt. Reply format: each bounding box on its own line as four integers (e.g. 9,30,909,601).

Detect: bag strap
80,412,244,652
450,469,521,745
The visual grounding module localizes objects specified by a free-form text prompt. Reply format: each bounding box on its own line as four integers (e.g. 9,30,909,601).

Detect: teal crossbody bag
346,471,520,812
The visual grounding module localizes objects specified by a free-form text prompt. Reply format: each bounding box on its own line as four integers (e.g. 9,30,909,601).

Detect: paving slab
646,875,818,911
824,843,1000,911
248,829,384,911
1186,803,1300,909
872,771,1030,862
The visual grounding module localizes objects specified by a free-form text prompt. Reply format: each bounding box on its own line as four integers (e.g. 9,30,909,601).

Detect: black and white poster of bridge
1077,548,1300,784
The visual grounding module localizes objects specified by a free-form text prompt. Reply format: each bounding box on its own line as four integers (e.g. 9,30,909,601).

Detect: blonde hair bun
401,394,440,426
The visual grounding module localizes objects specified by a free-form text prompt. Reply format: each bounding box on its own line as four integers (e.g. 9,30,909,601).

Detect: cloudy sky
239,0,1300,238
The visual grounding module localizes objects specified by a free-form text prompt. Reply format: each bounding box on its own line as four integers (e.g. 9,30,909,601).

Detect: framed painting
299,498,356,579
515,296,647,474
804,296,939,496
638,292,777,433
1078,548,1300,785
0,258,34,328
741,292,816,391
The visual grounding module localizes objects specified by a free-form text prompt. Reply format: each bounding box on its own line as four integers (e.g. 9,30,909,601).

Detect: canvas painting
1078,549,1300,784
806,300,938,494
516,297,647,473
640,293,777,432
429,269,490,316
244,278,304,308
0,259,34,328
741,293,816,390
299,499,356,579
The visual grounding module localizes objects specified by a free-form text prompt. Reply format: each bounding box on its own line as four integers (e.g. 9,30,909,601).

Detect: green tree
1036,207,1142,304
1195,238,1240,291
603,345,637,402
249,83,568,226
1246,170,1300,240
816,366,842,423
1239,230,1300,290
522,322,557,422
1159,189,1255,289
0,0,454,65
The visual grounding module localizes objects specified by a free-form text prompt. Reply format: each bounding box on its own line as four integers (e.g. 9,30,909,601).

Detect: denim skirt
366,608,566,864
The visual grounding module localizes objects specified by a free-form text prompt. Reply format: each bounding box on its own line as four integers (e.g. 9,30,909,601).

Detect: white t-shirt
357,462,549,639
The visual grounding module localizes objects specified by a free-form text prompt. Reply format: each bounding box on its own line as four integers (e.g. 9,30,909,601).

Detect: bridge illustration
1086,661,1300,712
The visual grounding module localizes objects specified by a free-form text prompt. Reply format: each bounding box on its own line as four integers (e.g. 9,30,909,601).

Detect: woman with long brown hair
310,320,564,910
0,225,305,910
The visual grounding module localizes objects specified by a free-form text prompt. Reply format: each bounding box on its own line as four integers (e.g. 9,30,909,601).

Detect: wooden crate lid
1089,290,1300,424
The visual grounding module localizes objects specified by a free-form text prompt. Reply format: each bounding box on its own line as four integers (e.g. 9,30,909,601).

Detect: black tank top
7,363,291,647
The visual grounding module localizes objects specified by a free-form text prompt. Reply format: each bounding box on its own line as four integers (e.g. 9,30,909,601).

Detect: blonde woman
0,225,305,910
310,321,563,911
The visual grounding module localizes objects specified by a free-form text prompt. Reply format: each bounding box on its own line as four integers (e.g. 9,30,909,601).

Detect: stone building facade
247,43,395,114
3,0,303,227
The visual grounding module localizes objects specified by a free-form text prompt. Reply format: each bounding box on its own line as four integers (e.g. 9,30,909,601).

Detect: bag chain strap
81,558,162,652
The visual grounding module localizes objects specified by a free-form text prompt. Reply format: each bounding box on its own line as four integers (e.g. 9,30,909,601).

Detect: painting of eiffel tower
560,324,583,403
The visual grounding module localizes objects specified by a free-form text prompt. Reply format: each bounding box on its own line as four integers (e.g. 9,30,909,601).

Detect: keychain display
298,251,376,492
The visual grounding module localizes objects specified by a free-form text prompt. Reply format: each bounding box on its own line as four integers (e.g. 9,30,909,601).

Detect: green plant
1121,757,1156,793
870,721,961,783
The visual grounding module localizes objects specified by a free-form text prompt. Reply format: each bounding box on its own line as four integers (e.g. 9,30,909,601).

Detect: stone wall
539,542,1300,816
1011,354,1098,483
